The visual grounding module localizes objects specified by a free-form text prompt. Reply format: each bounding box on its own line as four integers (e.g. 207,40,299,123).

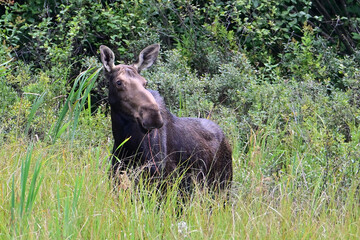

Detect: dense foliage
0,0,360,238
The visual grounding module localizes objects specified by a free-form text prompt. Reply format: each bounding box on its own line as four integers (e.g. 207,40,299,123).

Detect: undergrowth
1,2,360,237
0,61,359,237
1,136,359,239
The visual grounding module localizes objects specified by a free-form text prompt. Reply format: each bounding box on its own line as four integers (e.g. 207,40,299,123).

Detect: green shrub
145,49,208,116
0,0,161,69
279,24,360,90
0,0,359,203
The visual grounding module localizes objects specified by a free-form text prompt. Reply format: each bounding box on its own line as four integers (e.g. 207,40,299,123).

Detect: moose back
100,44,233,190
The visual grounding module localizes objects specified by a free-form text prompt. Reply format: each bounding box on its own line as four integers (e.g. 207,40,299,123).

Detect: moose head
100,44,163,132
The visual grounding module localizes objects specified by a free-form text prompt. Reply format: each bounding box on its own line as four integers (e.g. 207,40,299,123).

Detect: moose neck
109,89,169,157
110,103,146,143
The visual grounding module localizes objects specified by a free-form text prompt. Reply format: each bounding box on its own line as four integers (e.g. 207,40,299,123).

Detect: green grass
0,137,359,239
51,66,102,143
1,61,359,239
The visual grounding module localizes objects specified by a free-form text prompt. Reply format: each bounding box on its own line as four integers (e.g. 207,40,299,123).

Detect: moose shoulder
100,44,233,190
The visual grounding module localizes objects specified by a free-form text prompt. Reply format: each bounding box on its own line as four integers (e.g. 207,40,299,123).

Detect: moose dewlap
100,44,233,190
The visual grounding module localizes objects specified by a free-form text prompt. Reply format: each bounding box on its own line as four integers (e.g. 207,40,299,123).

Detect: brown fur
100,44,233,190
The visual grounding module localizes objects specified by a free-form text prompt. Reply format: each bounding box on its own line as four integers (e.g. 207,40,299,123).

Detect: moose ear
133,44,160,72
100,45,115,72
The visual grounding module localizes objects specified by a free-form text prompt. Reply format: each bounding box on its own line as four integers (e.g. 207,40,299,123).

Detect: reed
51,66,102,142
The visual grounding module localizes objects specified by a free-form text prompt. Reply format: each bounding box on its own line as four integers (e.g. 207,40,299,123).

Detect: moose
100,44,233,190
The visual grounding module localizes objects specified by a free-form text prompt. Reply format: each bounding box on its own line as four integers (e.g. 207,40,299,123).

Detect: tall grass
9,144,43,237
51,66,102,142
1,63,359,239
1,136,359,239
25,92,47,136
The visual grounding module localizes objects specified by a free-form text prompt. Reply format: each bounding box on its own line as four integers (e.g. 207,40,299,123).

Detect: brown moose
100,44,233,190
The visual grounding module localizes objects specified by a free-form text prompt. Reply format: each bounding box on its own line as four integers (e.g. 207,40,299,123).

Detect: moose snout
139,105,164,130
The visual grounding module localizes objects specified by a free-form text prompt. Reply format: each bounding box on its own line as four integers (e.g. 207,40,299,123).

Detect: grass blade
25,91,47,136
51,66,102,142
70,67,102,140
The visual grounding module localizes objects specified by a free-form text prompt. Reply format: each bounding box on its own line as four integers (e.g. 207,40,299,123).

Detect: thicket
1,0,360,204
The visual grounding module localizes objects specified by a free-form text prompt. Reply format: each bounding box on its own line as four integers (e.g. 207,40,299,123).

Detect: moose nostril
140,106,163,130
142,114,163,130
153,117,164,129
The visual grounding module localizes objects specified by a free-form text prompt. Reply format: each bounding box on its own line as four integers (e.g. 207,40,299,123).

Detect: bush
0,0,359,201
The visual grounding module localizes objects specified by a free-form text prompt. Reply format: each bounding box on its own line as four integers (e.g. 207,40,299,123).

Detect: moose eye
116,81,122,86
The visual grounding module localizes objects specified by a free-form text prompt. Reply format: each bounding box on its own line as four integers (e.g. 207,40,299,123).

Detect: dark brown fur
100,44,233,190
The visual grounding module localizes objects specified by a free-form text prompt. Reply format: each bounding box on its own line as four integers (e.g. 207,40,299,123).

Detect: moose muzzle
139,105,164,131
